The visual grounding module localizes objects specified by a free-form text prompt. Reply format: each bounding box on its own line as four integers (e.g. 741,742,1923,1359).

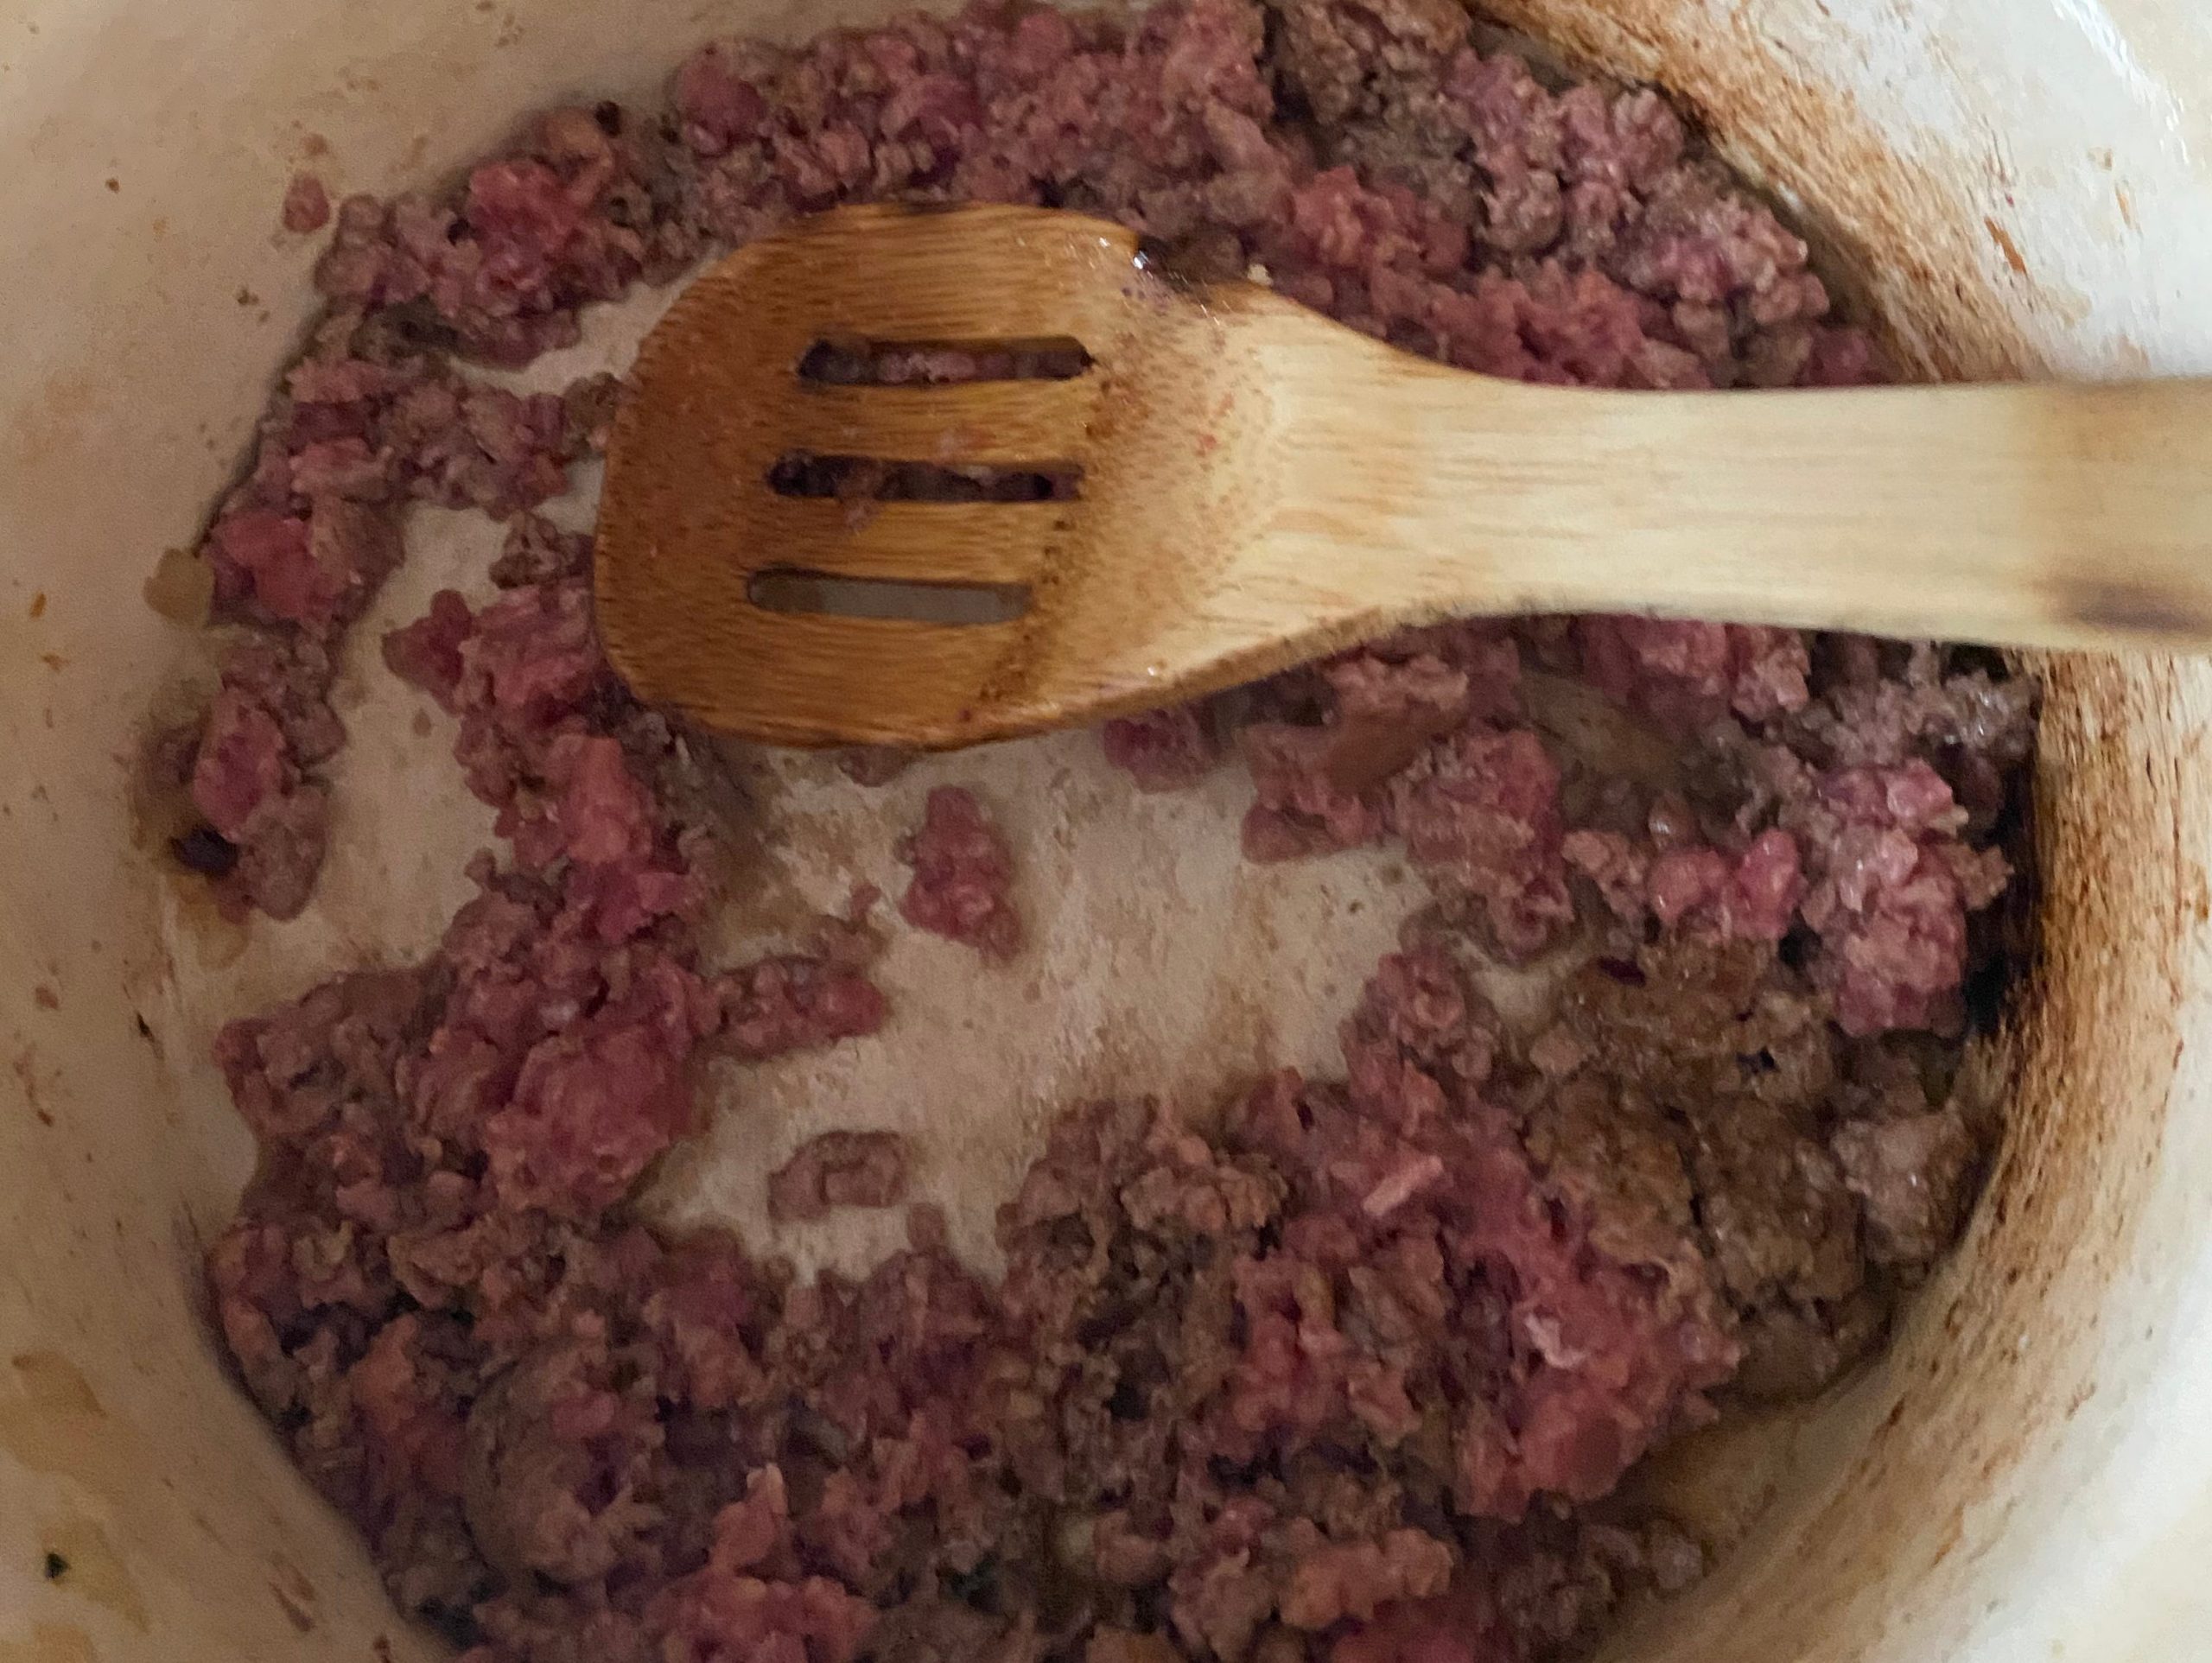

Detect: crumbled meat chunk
1524,1074,1705,1289
283,172,334,233
1565,826,1803,943
1831,1106,1978,1269
491,513,594,588
715,955,888,1061
1680,1091,1863,1315
645,1483,878,1663
191,689,293,842
315,100,697,366
177,630,348,922
1103,704,1223,791
224,786,333,921
480,971,709,1217
767,1132,911,1222
207,501,401,635
1267,0,1470,130
462,1338,662,1586
1793,761,2009,1037
1576,617,1811,736
168,321,612,918
1389,727,1570,958
383,590,476,707
897,786,1021,959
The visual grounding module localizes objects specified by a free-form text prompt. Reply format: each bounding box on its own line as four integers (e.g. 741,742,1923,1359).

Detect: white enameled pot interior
3,3,2210,1660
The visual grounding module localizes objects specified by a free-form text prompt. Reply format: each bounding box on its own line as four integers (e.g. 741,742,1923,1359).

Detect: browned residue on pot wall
0,1626,98,1663
38,1517,150,1631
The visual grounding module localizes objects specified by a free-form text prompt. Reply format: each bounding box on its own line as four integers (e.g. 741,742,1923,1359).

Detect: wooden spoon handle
1251,307,2212,652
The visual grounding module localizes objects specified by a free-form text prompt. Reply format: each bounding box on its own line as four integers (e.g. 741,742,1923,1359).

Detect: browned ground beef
768,1131,913,1222
186,4,2037,1662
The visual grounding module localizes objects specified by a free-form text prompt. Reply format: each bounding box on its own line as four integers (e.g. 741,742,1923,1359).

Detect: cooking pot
3,2,2209,1660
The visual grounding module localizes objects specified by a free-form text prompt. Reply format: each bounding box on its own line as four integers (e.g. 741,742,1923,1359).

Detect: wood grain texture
595,202,2212,749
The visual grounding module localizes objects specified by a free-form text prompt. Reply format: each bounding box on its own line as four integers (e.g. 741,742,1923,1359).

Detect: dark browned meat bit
489,512,594,589
766,1131,911,1222
1102,705,1223,792
171,824,241,877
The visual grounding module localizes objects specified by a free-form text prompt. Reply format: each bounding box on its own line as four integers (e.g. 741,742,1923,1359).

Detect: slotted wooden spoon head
594,201,1300,749
601,203,2212,746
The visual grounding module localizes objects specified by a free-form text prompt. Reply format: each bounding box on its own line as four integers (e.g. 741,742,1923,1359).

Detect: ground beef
1830,1104,1978,1270
767,1131,912,1222
315,105,701,366
1236,632,1577,959
170,629,346,919
1574,618,1811,737
1103,705,1223,791
283,172,333,234
1792,761,2011,1038
461,1337,664,1587
491,513,596,589
896,786,1022,960
715,954,888,1062
162,319,617,914
1389,726,1571,958
1563,825,1802,943
188,6,2032,1663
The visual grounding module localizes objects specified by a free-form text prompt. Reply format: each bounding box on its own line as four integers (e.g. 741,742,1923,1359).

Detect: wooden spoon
595,202,2212,749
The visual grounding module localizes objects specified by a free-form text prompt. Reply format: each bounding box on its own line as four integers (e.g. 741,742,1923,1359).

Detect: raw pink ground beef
180,6,2037,1663
897,785,1023,959
283,171,333,234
